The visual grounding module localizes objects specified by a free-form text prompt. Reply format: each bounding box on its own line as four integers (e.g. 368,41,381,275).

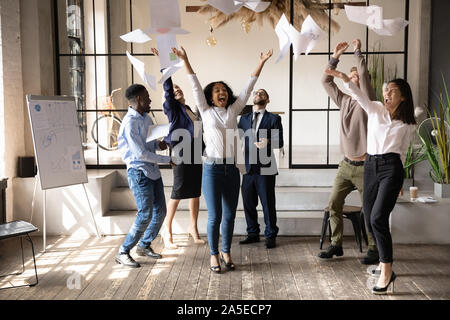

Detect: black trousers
241,174,279,239
363,153,404,263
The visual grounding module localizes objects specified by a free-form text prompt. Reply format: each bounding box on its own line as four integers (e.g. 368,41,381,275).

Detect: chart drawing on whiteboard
27,95,88,190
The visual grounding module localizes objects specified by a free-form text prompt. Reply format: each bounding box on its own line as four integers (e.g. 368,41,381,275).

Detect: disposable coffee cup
410,186,418,200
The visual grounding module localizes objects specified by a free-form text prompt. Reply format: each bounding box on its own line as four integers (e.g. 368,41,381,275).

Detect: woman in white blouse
325,68,416,294
173,46,273,273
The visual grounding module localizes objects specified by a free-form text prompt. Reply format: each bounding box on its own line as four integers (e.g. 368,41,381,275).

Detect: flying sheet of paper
373,18,409,36
159,61,185,85
156,34,180,69
146,0,189,35
207,0,242,15
120,29,152,44
126,51,156,90
345,5,408,36
345,5,383,29
234,0,271,13
150,0,180,29
155,34,183,83
275,14,325,62
146,123,170,143
275,14,291,63
300,15,327,55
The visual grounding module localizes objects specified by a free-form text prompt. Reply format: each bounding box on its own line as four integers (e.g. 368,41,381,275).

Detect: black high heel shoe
220,253,235,271
210,265,221,273
210,255,221,274
372,271,396,294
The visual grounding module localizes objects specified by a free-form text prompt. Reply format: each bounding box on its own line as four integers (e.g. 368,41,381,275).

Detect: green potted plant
403,142,427,190
418,75,450,198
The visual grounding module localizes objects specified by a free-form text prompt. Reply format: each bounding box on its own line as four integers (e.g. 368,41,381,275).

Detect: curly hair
125,84,147,101
203,81,237,108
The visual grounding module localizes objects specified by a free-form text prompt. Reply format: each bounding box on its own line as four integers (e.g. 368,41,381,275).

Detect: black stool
0,221,39,290
320,205,368,252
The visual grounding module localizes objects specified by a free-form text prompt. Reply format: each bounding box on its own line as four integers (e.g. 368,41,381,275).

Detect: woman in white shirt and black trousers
326,69,416,295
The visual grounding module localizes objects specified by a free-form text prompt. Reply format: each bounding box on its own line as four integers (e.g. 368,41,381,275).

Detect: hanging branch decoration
197,0,340,34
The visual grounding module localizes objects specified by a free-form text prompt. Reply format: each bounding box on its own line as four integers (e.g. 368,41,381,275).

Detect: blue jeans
119,168,166,254
202,160,240,256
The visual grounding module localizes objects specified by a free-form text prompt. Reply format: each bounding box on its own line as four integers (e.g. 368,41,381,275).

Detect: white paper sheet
345,5,383,29
120,29,152,44
235,0,271,13
345,5,408,36
275,14,325,62
159,61,185,84
126,51,156,90
414,196,438,203
156,34,180,69
150,0,181,29
373,18,409,36
146,123,170,142
275,14,292,63
207,0,242,15
300,15,326,55
146,0,189,35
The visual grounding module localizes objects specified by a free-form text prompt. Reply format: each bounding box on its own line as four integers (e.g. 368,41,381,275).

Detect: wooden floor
0,235,449,300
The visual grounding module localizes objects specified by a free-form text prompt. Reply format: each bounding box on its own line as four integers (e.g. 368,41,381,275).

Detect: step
100,210,358,237
109,186,361,212
113,168,339,188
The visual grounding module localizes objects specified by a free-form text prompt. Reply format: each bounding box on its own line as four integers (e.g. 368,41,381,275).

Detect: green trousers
328,160,377,250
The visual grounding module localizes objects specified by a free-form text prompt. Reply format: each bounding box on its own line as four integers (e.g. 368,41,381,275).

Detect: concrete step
109,186,361,212
114,168,339,188
100,210,358,237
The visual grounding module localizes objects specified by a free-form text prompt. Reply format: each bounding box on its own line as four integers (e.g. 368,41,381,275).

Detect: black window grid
54,0,409,169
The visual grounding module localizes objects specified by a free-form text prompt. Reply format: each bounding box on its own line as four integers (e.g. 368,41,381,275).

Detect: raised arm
172,46,194,75
151,48,180,122
172,46,208,113
252,49,273,77
232,50,273,115
325,69,379,115
322,42,350,108
352,39,377,101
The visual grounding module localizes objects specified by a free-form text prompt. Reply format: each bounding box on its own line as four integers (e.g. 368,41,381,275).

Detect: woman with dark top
173,46,272,273
152,48,205,249
326,68,416,294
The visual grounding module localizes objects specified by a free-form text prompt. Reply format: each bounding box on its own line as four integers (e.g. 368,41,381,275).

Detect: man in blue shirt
115,84,172,268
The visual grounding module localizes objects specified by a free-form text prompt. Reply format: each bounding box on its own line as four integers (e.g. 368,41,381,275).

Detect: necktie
252,112,260,131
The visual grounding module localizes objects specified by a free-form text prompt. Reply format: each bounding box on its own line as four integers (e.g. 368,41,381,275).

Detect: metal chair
320,205,368,252
0,221,39,290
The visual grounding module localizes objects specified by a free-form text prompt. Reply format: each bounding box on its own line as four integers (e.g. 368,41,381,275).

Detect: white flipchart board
26,95,88,190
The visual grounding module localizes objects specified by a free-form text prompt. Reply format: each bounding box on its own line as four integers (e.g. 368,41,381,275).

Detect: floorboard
1,235,449,300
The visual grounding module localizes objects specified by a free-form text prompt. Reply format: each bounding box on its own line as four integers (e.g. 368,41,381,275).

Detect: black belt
344,157,365,166
367,153,400,160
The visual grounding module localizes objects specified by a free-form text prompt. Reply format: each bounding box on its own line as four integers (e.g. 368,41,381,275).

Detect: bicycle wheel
91,115,122,151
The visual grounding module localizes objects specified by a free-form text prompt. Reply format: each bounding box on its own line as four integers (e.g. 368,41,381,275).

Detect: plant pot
434,183,450,198
403,178,413,191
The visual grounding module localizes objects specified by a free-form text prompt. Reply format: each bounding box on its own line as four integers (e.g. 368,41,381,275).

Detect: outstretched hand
172,46,188,61
324,68,350,83
333,42,349,59
151,48,159,56
352,39,361,52
260,49,273,64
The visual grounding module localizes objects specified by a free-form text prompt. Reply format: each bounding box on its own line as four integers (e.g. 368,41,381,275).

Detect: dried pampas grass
197,0,340,33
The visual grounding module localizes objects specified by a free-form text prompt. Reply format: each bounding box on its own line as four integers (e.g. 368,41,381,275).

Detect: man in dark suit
238,89,283,249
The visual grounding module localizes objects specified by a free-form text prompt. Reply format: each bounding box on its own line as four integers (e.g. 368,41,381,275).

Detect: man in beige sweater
318,39,379,265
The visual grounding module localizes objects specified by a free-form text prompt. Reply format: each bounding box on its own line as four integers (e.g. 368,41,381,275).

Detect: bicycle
90,88,122,151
